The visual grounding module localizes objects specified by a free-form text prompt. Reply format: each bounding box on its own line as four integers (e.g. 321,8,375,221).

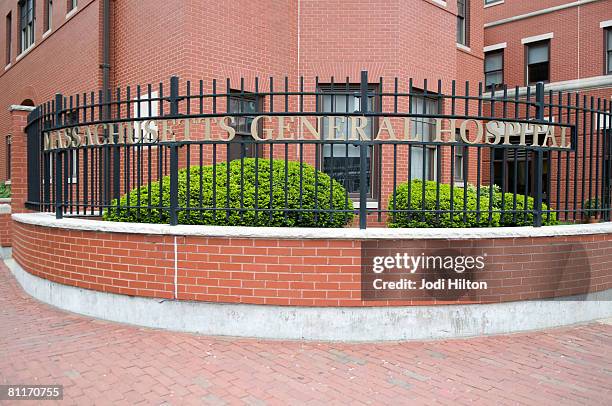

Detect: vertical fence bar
169,145,179,226
533,82,545,226
54,94,64,219
168,76,180,225
170,75,180,117
359,70,368,229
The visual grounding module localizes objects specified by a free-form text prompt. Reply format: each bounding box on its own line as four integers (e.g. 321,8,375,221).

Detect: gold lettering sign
42,116,573,151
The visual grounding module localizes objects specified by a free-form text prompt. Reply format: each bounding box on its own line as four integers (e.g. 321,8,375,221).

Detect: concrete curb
5,258,612,342
0,247,11,259
0,204,11,215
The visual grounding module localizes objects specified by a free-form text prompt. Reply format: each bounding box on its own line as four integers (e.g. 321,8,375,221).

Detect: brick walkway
1,262,611,405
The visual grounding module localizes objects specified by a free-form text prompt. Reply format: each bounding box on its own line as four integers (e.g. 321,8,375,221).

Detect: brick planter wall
0,211,10,247
11,217,612,307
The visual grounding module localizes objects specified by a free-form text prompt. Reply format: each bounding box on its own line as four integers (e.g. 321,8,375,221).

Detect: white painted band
12,212,612,240
0,204,11,215
600,20,612,28
522,32,554,44
5,258,611,342
484,0,504,9
9,105,35,112
483,42,507,53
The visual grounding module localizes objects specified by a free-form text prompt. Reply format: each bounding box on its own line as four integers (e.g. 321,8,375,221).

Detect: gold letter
299,116,321,139
350,116,369,140
277,116,296,140
218,116,236,141
460,119,483,144
250,115,273,140
326,116,346,140
434,118,457,142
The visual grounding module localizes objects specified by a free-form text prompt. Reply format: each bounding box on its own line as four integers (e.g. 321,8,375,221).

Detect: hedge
387,180,500,228
388,180,558,228
0,182,10,198
495,192,558,226
103,158,354,228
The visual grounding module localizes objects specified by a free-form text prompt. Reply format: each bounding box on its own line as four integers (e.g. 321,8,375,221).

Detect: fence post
25,107,41,210
169,145,179,225
168,76,180,225
54,94,64,219
358,70,368,229
170,75,180,116
533,82,545,227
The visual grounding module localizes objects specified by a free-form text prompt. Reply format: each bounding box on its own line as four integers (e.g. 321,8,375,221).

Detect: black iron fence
24,71,612,228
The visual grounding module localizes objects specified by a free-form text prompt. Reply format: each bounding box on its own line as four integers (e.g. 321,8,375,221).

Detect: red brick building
483,0,611,94
0,0,610,223
0,0,485,185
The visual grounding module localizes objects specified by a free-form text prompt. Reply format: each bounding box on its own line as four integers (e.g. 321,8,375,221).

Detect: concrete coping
12,212,612,240
0,198,11,204
0,204,11,215
9,104,36,112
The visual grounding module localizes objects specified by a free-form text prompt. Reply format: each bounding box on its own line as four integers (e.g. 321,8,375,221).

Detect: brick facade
0,0,486,184
484,0,612,88
0,211,9,247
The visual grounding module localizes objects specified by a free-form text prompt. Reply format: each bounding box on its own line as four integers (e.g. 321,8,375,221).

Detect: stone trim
12,212,612,240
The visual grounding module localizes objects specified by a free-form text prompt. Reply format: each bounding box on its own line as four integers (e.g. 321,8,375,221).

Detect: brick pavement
0,261,611,405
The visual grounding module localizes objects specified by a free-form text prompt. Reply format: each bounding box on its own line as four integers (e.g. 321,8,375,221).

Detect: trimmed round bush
103,158,354,228
387,180,500,228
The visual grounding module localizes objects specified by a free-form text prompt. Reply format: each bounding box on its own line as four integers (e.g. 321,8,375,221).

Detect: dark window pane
528,42,549,64
486,72,503,88
485,52,502,71
528,61,549,84
228,93,260,160
456,17,465,45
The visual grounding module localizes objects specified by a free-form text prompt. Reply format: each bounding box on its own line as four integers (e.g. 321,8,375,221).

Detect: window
67,0,77,12
5,12,11,65
133,92,159,143
606,28,612,75
19,0,35,53
484,0,500,4
484,50,504,90
227,92,260,160
319,86,377,197
454,131,467,182
410,94,439,181
526,40,550,85
44,0,52,32
456,0,469,46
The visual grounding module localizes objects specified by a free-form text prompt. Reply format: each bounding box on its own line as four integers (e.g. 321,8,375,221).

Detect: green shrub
388,180,500,228
103,158,354,228
388,180,559,228
466,183,503,209
582,198,600,218
0,182,10,198
494,192,558,226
